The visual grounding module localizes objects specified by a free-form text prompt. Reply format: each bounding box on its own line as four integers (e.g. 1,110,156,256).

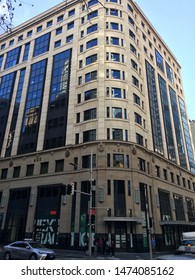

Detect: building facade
190,120,195,149
0,0,195,252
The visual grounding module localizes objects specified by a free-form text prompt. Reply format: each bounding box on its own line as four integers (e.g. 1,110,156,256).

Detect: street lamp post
145,186,153,260
88,149,93,256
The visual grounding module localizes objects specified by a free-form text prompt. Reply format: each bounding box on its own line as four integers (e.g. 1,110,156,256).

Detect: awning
160,220,195,226
103,216,142,223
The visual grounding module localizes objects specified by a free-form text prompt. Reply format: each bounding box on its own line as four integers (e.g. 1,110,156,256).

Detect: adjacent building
0,0,195,252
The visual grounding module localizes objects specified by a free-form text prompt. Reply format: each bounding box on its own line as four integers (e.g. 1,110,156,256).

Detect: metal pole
88,149,93,256
146,202,153,259
145,185,152,260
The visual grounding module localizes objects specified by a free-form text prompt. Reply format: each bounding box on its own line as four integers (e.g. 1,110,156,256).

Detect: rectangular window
1,168,8,179
26,164,34,176
68,9,75,17
87,10,98,20
112,87,121,98
84,108,97,121
1,44,5,50
56,27,62,35
83,129,96,142
112,107,122,118
145,61,164,155
76,112,80,123
138,158,145,171
88,0,98,8
13,166,21,178
55,40,61,48
178,96,195,173
113,154,124,167
163,169,168,180
130,44,136,55
174,194,185,221
127,3,133,13
57,15,64,22
86,54,97,65
75,133,79,144
111,53,120,62
170,172,174,183
0,72,16,152
37,25,42,32
177,175,180,185
18,59,47,155
132,76,139,87
4,47,21,69
18,35,23,41
66,34,73,43
169,87,187,168
33,33,51,57
114,180,126,216
107,153,111,167
111,69,120,79
131,59,138,70
27,30,32,37
80,45,84,52
112,128,123,140
82,154,96,169
128,181,131,196
155,165,160,177
136,133,144,146
166,62,174,84
84,88,97,100
23,42,30,62
110,9,118,16
9,39,14,46
110,22,119,30
86,38,98,49
182,177,186,188
87,24,98,34
133,93,140,105
47,20,53,27
155,49,164,72
67,21,74,30
107,180,111,195
40,162,49,174
85,71,97,82
55,159,64,172
129,30,135,40
135,112,142,125
0,55,3,70
111,37,119,45
158,75,176,162
128,16,134,25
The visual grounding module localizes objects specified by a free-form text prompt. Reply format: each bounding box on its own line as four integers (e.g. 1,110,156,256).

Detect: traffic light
67,183,75,195
91,214,95,225
149,217,153,228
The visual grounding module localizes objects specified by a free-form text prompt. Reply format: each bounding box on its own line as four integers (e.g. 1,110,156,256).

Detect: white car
3,241,55,260
176,240,195,254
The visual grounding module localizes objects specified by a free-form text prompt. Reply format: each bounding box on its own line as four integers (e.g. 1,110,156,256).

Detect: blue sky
10,0,195,120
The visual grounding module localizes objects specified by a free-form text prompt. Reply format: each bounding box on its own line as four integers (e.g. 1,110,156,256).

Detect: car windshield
29,242,46,249
182,240,195,246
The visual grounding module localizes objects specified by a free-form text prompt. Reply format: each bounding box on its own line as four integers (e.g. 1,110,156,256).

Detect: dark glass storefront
34,185,61,247
3,188,30,243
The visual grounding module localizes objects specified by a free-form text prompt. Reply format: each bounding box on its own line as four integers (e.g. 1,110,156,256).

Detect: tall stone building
0,0,195,252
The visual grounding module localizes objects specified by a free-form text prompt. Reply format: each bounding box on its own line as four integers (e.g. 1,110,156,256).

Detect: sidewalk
53,248,170,260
